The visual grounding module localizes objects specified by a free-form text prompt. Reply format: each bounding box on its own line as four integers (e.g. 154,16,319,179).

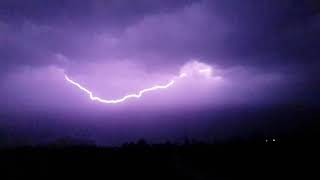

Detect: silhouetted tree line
0,135,318,180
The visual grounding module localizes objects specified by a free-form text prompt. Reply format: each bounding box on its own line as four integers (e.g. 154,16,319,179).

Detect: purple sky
0,0,319,146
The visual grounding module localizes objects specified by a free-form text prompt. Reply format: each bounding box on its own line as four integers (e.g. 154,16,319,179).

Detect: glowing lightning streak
65,67,212,104
65,75,175,104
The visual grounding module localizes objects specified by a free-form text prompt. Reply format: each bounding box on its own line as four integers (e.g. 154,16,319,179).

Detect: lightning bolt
64,67,212,104
65,75,175,104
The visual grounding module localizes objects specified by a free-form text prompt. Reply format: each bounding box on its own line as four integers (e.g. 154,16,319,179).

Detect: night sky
0,0,319,146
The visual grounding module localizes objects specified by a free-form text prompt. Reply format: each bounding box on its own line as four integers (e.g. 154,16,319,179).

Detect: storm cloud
0,0,319,146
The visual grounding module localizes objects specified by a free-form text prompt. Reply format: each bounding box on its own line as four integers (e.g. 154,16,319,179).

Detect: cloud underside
0,0,319,71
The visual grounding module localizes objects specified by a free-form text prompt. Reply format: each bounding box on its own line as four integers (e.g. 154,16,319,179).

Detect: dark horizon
1,104,319,147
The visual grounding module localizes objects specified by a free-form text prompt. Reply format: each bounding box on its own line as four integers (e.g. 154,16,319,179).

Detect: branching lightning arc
64,67,211,104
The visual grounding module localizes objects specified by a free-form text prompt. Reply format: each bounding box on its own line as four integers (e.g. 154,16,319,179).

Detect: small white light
265,139,268,142
179,73,187,78
272,139,276,142
199,68,211,73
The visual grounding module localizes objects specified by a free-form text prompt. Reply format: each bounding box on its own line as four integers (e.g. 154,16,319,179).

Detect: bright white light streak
65,75,175,104
65,66,215,104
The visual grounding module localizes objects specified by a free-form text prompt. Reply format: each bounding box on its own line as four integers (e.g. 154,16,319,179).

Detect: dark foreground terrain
1,138,319,180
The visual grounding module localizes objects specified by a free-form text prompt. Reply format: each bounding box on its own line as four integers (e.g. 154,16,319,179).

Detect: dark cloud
0,0,196,27
0,0,318,69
